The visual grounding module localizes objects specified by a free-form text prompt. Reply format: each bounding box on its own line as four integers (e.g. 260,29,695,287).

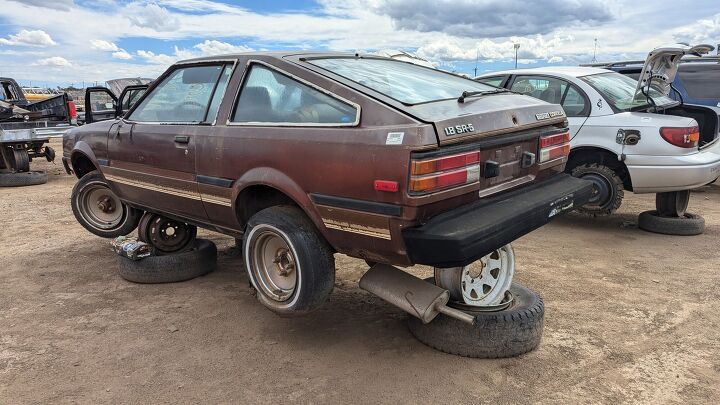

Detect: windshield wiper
458,88,509,103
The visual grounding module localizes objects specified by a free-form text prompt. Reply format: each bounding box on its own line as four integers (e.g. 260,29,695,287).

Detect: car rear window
677,64,720,99
309,57,494,105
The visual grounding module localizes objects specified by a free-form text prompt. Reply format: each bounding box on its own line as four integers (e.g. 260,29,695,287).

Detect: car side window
89,91,115,113
205,65,233,123
511,76,567,105
129,65,225,123
121,88,146,111
231,64,358,125
561,85,589,117
477,76,507,88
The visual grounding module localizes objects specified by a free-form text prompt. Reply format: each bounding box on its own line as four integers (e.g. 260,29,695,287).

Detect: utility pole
513,43,520,69
473,48,479,77
592,38,598,63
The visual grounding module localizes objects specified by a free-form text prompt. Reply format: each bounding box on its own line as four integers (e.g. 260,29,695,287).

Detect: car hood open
635,44,715,98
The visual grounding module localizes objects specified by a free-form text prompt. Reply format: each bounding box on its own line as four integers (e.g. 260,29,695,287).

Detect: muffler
359,264,475,325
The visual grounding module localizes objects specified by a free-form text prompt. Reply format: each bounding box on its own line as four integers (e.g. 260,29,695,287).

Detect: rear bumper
402,174,593,268
626,141,720,193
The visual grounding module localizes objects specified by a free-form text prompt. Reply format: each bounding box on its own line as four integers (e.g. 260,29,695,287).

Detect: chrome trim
224,59,361,128
478,175,536,198
121,60,238,126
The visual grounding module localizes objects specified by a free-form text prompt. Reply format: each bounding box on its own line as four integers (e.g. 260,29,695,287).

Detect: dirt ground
2,140,719,404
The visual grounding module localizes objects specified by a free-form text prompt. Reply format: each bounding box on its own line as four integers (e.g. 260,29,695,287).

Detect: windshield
581,72,675,112
309,57,494,105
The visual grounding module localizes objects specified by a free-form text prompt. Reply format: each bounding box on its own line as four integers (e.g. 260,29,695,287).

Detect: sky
0,0,719,88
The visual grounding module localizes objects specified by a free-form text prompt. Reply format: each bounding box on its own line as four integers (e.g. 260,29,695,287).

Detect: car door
84,87,117,124
192,59,361,230
509,75,590,137
104,63,229,221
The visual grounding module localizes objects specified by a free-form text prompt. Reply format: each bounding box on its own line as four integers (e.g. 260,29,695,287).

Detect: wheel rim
78,183,124,230
435,244,515,307
582,173,613,208
147,216,195,253
250,227,298,302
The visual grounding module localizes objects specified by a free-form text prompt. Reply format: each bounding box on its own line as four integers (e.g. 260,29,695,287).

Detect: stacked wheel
0,147,47,187
639,191,704,236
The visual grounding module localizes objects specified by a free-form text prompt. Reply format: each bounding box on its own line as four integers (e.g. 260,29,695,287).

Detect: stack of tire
0,148,47,187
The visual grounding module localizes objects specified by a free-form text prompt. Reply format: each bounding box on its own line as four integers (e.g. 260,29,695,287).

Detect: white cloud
7,0,74,11
193,40,253,55
0,29,56,47
90,39,119,51
112,50,133,60
416,34,574,62
673,13,720,45
127,2,181,31
34,56,71,67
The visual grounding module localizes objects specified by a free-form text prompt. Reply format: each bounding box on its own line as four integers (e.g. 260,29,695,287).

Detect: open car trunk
665,104,720,148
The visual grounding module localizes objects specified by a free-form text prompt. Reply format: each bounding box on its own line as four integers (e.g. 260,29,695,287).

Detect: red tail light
660,126,699,149
539,131,570,163
67,101,77,119
410,151,481,194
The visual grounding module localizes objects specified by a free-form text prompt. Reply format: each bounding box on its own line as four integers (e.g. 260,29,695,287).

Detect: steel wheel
139,213,197,254
78,183,124,230
435,244,515,307
248,225,298,302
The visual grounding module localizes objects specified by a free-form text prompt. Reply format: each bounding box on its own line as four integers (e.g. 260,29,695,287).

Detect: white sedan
476,45,720,233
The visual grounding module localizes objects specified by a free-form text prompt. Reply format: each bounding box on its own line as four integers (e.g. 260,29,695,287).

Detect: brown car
63,52,592,316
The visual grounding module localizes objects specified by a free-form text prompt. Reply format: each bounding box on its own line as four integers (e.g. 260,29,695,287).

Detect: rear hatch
404,93,566,145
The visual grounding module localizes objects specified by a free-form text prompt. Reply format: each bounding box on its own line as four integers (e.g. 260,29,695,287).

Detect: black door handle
174,135,190,144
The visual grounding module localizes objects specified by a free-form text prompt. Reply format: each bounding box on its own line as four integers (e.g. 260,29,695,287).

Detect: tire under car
638,210,705,236
408,280,544,358
117,239,217,283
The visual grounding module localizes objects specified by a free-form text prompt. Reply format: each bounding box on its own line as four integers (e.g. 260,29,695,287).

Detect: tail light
660,126,699,148
410,151,480,194
539,131,571,163
67,101,77,119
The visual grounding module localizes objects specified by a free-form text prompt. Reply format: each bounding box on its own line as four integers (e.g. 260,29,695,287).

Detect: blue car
584,56,720,107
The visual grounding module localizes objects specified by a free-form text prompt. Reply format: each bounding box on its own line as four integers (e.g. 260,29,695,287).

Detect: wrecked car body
64,52,592,352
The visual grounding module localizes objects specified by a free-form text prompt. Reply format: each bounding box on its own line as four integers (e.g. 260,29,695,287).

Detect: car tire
118,239,217,283
571,163,624,216
243,205,335,315
408,281,544,358
71,171,142,238
0,171,47,187
638,210,705,236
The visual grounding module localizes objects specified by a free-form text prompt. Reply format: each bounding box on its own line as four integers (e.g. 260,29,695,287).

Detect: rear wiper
458,88,509,103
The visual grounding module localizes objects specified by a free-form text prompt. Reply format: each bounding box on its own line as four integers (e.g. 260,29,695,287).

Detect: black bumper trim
402,174,593,267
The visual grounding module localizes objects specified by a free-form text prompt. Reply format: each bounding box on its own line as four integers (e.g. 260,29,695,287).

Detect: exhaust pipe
359,264,475,325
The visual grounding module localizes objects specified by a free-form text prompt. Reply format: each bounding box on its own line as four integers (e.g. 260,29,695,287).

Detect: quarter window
129,65,226,123
560,86,589,117
231,64,358,125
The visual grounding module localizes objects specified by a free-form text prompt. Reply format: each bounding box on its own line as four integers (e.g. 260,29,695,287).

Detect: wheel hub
582,173,612,206
434,244,515,307
96,195,115,213
272,248,295,277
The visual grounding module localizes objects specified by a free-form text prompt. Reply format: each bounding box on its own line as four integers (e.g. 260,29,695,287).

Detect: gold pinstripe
104,174,232,207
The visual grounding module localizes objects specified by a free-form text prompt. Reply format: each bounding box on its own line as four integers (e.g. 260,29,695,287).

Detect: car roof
177,51,371,64
476,66,611,79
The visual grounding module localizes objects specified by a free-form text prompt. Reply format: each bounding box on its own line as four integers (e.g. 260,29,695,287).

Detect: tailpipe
359,264,475,325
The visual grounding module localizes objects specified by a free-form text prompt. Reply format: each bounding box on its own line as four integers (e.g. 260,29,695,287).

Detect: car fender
231,167,326,231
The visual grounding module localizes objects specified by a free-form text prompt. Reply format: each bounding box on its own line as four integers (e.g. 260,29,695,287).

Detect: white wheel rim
435,244,515,307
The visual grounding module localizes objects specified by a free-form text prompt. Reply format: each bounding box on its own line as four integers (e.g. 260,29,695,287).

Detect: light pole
513,43,520,69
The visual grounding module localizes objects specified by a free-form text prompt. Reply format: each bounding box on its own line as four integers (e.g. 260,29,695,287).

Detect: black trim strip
197,175,234,188
97,158,109,166
309,193,402,216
